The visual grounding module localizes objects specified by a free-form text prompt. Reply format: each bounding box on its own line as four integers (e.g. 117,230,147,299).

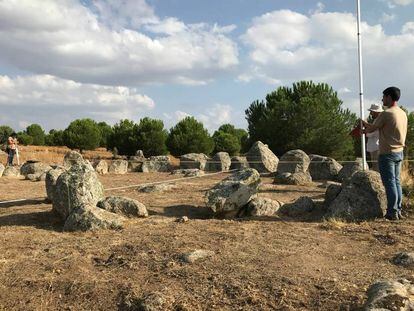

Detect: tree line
1,81,412,159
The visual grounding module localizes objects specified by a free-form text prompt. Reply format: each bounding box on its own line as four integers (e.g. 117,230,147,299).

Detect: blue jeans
7,149,15,166
378,152,403,216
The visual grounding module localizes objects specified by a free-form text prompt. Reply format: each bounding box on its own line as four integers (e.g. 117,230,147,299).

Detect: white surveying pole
357,0,367,170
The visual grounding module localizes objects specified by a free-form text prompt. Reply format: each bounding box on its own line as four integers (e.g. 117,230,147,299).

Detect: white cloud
0,0,239,86
0,74,154,130
241,10,414,112
392,0,413,5
380,13,396,23
164,104,233,132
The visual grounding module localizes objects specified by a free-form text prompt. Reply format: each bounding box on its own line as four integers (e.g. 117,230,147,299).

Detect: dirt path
0,173,413,310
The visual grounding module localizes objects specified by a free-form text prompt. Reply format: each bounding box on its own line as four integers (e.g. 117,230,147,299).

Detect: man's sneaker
398,211,405,220
385,213,399,221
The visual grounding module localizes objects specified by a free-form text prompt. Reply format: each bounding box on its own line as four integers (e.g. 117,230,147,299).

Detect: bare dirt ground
1,168,414,310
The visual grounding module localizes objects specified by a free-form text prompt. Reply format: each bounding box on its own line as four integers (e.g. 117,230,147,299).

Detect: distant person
366,104,383,171
6,133,18,166
362,87,408,221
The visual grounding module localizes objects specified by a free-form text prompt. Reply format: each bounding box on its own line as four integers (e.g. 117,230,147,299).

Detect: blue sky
0,0,413,132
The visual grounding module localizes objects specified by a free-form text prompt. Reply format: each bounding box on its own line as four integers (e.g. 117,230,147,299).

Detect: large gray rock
278,149,310,174
206,168,261,217
278,196,314,217
206,152,231,172
180,153,209,170
246,141,278,173
274,171,312,186
97,196,148,218
337,158,365,182
20,161,52,178
0,164,4,177
327,170,386,221
230,156,249,170
45,167,66,202
2,166,20,177
63,205,124,232
141,156,171,173
109,160,128,174
308,155,342,181
63,151,84,168
241,197,283,217
93,160,108,175
53,162,104,220
324,182,342,208
364,278,414,310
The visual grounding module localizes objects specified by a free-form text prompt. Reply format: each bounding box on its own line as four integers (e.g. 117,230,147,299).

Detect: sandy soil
1,170,413,310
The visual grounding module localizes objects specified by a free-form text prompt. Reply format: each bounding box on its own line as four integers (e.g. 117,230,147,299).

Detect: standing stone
230,156,249,170
206,152,231,172
337,158,365,182
63,151,84,169
278,149,310,174
206,168,261,217
0,163,4,177
128,160,143,172
246,141,278,173
324,182,342,208
54,162,104,220
308,155,343,181
93,160,108,175
97,196,148,218
327,170,386,221
364,278,414,310
45,167,66,202
63,204,124,232
180,153,209,170
136,150,145,158
109,160,128,174
141,156,171,173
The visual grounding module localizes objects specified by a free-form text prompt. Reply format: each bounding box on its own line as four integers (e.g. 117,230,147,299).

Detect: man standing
362,87,408,220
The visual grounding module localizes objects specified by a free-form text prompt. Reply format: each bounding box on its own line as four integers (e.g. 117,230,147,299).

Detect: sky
0,0,414,133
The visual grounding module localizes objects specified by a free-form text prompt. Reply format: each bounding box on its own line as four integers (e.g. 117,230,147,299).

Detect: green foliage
213,131,241,156
45,129,65,146
215,123,249,154
134,117,168,156
63,118,101,152
107,119,136,156
17,132,33,145
245,81,357,158
97,121,113,148
0,125,14,144
167,116,214,156
405,111,414,161
26,124,46,146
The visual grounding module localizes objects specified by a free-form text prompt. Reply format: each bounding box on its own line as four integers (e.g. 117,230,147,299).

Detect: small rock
2,166,20,177
171,169,204,177
109,160,128,174
241,197,283,217
182,250,215,263
393,252,414,268
97,196,148,218
177,216,189,223
93,160,108,175
137,183,175,193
